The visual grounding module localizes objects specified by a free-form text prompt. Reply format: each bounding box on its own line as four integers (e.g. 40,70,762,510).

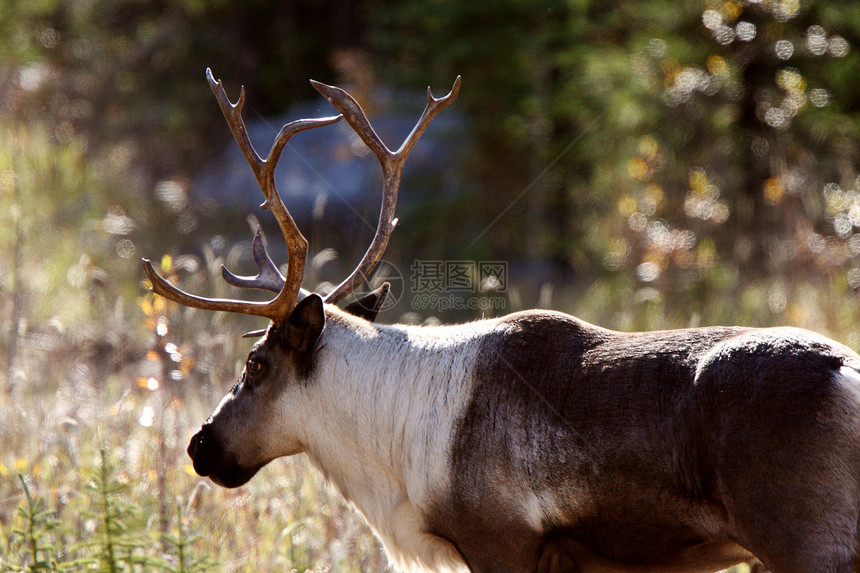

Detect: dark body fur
429,311,860,573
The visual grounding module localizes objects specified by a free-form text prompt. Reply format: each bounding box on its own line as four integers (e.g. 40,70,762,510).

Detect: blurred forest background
2,0,860,571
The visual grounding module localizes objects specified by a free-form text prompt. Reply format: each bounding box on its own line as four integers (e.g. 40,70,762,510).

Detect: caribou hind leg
718,432,860,573
726,494,859,573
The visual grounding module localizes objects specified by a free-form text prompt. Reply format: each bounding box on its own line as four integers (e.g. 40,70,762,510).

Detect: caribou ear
343,283,390,323
283,293,326,376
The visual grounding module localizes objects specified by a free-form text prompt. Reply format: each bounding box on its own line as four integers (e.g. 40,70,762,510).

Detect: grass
0,371,387,572
0,278,387,572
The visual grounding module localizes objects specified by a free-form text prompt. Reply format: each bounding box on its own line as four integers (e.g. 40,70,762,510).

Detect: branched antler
142,68,341,325
220,229,285,293
313,76,461,304
144,69,460,324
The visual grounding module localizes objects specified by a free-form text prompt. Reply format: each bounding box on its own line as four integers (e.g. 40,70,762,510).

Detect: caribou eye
245,357,266,386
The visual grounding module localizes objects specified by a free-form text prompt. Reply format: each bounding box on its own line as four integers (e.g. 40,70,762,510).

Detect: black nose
187,429,204,459
187,425,223,477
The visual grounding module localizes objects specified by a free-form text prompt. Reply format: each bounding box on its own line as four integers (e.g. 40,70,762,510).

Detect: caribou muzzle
187,425,263,488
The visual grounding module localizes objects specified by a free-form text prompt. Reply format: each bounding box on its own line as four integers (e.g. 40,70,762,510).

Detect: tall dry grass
0,290,387,572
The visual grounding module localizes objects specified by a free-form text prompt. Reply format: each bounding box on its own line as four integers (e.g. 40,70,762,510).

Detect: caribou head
143,69,459,489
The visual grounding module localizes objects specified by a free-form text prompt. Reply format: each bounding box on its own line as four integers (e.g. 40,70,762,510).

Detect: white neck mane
299,310,495,572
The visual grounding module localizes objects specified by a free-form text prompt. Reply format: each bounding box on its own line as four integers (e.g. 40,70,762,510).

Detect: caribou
144,70,860,573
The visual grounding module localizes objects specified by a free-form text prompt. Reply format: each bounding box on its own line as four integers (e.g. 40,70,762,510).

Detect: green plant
152,500,215,573
81,445,154,573
1,475,84,572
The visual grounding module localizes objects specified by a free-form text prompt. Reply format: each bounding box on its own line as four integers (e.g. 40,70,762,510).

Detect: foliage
151,501,215,573
367,0,860,310
1,475,85,572
5,0,860,314
82,444,154,572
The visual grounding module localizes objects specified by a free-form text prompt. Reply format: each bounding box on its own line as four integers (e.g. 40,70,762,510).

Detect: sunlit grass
0,369,386,572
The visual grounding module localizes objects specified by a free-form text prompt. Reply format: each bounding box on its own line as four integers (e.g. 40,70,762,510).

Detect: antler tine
221,228,285,293
206,68,343,187
143,258,279,316
396,76,462,158
142,69,341,324
313,76,461,304
207,68,342,317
